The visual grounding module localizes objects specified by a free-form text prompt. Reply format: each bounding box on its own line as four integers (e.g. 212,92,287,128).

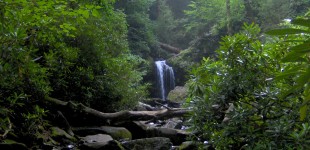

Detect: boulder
100,126,132,140
167,86,188,103
73,126,132,140
80,134,124,150
122,137,172,150
81,134,113,143
49,127,77,143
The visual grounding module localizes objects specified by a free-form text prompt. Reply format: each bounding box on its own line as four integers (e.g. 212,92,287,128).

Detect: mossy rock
49,127,77,143
100,126,132,140
73,126,132,141
167,86,188,103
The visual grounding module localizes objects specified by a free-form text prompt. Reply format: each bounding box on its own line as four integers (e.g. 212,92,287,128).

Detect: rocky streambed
0,99,204,150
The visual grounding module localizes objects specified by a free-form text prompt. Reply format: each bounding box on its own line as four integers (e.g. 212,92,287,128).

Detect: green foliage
267,17,310,121
258,0,310,30
182,0,310,61
186,23,310,149
115,0,157,58
155,0,177,44
0,0,148,145
184,0,244,35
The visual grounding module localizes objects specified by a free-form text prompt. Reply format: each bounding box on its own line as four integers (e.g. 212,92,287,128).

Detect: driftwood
44,97,190,125
159,42,181,54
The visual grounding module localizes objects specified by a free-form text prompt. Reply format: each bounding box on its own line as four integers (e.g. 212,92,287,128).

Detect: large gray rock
167,86,188,103
73,126,132,140
100,126,132,140
122,137,172,150
81,134,113,143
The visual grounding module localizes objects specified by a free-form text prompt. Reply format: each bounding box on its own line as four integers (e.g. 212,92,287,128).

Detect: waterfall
155,60,175,100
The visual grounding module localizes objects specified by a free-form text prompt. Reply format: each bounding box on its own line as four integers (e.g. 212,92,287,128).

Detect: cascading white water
155,60,175,100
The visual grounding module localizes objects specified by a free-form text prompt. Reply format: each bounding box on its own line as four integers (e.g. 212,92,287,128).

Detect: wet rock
122,137,172,150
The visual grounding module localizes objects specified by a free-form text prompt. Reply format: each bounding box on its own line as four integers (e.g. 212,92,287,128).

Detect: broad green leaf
291,18,310,28
296,68,310,86
300,105,307,121
300,93,310,121
276,66,303,80
280,84,304,99
266,28,309,35
282,52,307,62
92,9,100,17
290,41,310,53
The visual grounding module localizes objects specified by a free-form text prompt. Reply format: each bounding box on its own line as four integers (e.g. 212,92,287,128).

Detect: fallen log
44,97,191,125
159,42,181,54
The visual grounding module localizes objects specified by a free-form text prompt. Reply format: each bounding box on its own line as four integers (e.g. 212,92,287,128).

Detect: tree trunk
243,0,256,23
159,42,181,54
44,97,190,125
226,0,232,35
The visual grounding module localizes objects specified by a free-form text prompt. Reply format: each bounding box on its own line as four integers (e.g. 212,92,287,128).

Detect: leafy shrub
186,23,310,149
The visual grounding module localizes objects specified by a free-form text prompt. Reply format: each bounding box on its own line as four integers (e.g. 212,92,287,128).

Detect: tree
258,0,310,30
226,0,232,35
115,0,158,59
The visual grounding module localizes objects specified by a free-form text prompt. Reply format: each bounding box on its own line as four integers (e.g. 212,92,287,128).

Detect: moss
49,127,77,143
167,86,188,103
101,126,132,140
